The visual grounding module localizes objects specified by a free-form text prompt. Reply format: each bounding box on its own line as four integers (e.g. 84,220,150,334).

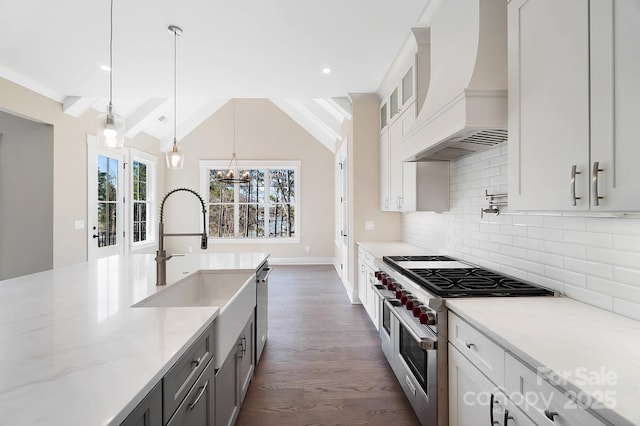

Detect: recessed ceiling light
322,67,332,75
100,65,111,72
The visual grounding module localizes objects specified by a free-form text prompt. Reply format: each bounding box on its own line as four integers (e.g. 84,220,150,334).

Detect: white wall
403,144,640,321
0,111,53,279
163,99,335,262
0,77,165,268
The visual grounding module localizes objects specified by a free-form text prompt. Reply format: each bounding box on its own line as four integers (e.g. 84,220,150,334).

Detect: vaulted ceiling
0,0,429,152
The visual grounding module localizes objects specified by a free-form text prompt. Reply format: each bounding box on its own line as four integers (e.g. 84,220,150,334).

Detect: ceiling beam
62,96,98,118
270,98,339,153
160,98,230,151
327,97,353,121
124,98,169,139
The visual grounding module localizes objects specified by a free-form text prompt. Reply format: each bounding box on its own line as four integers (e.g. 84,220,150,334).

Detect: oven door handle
385,299,438,351
257,267,272,283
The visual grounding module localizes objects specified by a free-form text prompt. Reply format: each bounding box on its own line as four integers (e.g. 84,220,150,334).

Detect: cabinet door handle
503,409,514,425
570,165,581,206
490,393,500,425
464,340,475,349
188,381,208,410
544,409,559,421
592,161,604,206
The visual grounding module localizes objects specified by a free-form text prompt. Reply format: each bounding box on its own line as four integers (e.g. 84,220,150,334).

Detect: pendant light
215,102,249,183
96,0,125,148
165,25,185,169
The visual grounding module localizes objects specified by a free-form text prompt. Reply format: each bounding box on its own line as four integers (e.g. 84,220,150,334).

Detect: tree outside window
203,161,299,240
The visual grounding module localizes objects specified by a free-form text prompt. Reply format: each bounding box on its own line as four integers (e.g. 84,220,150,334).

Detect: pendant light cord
173,28,177,143
109,0,113,108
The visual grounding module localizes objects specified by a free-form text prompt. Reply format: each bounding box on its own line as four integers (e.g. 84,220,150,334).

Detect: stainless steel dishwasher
255,260,271,363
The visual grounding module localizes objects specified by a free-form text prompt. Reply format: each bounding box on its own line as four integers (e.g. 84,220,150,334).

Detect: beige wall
339,94,402,297
163,99,335,261
0,77,164,268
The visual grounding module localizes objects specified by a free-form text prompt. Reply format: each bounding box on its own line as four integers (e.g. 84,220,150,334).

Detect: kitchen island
0,252,268,426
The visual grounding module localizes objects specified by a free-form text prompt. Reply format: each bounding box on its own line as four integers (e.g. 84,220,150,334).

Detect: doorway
87,135,124,260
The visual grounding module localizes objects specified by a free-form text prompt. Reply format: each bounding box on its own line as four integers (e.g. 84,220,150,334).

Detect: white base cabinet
357,246,379,329
448,311,611,426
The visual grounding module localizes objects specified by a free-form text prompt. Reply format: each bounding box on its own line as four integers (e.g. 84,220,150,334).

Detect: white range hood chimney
402,0,508,162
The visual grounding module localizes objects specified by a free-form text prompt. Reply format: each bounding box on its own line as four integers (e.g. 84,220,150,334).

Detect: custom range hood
402,0,508,162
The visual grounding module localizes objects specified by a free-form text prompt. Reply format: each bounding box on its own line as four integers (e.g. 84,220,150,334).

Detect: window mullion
234,182,239,238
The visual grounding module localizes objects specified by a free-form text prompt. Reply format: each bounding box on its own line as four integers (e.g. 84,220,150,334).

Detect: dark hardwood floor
236,265,420,426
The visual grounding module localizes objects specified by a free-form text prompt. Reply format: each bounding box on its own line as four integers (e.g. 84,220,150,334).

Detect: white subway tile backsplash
564,258,612,280
563,230,613,248
513,258,545,275
586,247,640,270
402,144,640,321
544,265,586,287
543,216,586,231
527,273,564,292
527,226,564,242
613,267,640,286
612,234,640,252
512,215,544,227
527,250,563,268
500,245,527,259
542,240,586,259
586,217,640,235
564,285,614,310
613,298,640,321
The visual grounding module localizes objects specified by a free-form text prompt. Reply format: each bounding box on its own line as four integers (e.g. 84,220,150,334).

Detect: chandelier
215,102,249,183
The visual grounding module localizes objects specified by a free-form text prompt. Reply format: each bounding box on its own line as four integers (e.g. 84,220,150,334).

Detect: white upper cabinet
508,0,640,211
590,0,640,211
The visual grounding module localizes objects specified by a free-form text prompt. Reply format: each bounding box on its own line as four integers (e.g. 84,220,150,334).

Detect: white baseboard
268,257,334,265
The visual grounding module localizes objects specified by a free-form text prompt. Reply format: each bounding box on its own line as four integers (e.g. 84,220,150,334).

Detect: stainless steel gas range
372,255,554,426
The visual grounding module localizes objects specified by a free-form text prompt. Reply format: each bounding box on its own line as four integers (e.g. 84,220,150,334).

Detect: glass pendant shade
96,104,125,148
165,141,184,169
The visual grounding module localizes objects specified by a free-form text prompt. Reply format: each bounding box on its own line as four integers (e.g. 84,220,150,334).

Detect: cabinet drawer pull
570,165,581,206
592,161,604,206
464,340,475,349
188,381,208,410
191,356,203,368
544,409,559,421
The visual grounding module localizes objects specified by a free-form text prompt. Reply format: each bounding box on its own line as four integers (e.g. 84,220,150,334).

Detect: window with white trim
201,160,300,242
130,149,157,247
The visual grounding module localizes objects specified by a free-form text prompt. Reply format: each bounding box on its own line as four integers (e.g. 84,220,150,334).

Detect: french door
87,135,124,259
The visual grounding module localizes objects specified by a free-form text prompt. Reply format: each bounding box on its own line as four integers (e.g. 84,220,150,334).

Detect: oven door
372,284,397,370
389,303,438,426
380,296,397,371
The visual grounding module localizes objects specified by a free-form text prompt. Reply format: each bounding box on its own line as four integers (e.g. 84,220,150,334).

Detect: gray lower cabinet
119,324,215,426
214,344,239,426
238,314,254,403
215,313,255,426
120,382,162,426
167,358,215,426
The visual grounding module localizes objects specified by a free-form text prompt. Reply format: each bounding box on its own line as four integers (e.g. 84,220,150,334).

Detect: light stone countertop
447,297,640,426
0,252,268,426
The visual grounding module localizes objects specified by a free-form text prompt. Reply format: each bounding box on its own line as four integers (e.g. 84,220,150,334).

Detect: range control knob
386,281,396,291
419,311,436,325
412,306,424,317
395,290,403,299
375,271,382,280
400,294,409,305
405,299,415,310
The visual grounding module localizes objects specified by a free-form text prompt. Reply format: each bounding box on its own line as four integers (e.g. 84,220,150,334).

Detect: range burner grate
385,255,457,262
404,267,553,297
